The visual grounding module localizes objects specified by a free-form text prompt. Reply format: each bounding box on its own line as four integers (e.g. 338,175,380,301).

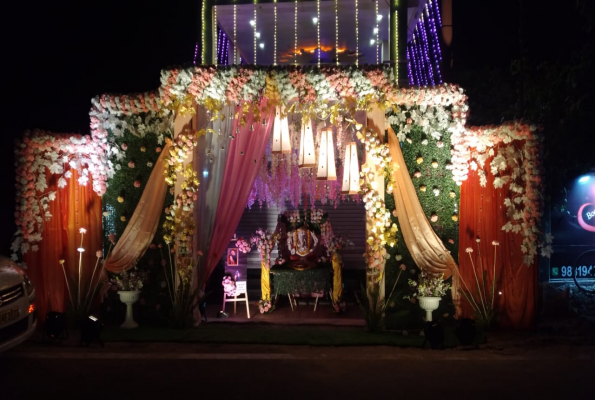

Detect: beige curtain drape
104,141,172,273
387,127,461,315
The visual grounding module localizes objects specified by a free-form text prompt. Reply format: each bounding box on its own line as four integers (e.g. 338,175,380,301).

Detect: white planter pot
118,290,140,329
418,296,441,322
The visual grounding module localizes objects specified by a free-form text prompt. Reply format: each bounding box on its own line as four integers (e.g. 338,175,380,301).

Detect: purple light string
215,26,231,66
193,42,199,65
406,0,443,86
217,27,221,64
432,0,442,28
426,1,442,83
419,15,435,85
415,33,428,86
406,47,414,85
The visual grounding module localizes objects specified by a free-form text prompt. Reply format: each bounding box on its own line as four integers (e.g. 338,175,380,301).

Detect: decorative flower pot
418,296,441,322
118,290,140,329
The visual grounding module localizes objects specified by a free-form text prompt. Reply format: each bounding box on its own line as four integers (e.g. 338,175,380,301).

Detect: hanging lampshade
272,107,291,154
298,119,316,168
341,142,360,194
316,128,337,180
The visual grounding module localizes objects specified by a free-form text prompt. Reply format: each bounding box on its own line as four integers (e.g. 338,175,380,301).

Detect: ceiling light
255,32,261,38
373,27,379,34
312,17,318,24
249,20,255,27
377,14,383,22
259,43,265,49
370,39,375,45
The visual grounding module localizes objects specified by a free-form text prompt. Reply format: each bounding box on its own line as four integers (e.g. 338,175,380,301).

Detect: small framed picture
227,248,239,266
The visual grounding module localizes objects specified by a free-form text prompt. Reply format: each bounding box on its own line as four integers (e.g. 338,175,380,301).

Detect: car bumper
0,314,37,353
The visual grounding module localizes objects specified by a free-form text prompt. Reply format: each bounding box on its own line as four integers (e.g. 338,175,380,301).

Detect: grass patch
102,324,484,347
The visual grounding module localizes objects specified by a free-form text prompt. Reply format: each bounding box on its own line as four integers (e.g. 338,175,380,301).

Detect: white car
0,256,37,352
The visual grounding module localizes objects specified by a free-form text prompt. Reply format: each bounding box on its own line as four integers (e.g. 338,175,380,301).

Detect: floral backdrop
384,123,460,328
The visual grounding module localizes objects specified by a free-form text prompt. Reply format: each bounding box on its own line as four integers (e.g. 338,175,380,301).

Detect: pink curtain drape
201,99,275,284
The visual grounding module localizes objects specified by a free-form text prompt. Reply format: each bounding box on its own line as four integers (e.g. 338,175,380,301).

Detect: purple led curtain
193,25,230,65
408,0,443,86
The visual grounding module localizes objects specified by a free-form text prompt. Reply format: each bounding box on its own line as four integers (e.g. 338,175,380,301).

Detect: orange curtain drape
459,151,536,329
23,170,102,320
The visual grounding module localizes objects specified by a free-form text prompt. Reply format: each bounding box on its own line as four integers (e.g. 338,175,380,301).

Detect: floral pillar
362,106,388,304
172,110,195,292
173,111,195,197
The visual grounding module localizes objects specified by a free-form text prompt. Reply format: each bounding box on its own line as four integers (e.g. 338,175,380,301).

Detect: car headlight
23,274,35,296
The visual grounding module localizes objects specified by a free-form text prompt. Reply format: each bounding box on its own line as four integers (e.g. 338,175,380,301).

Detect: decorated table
270,263,332,297
270,263,333,312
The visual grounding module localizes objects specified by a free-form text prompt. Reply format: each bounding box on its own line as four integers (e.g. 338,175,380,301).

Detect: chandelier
298,118,316,168
316,127,337,180
341,142,360,194
272,106,291,154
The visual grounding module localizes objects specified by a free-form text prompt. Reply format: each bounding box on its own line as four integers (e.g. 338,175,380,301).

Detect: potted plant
407,271,451,322
115,267,146,329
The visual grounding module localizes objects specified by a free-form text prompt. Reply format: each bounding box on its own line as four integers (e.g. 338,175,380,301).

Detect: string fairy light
201,0,206,64
294,0,298,65
317,0,320,68
253,0,257,64
233,3,237,64
214,5,217,64
355,0,359,67
394,4,398,81
335,0,339,65
274,0,277,65
375,0,379,64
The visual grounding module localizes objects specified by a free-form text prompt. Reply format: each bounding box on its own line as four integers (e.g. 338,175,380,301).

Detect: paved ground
2,332,594,399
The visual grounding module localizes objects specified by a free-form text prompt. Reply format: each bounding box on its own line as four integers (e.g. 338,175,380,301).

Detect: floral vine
162,129,201,284
450,122,545,264
357,127,398,282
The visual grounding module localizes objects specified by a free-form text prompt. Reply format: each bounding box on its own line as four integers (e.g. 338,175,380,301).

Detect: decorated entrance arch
13,63,548,328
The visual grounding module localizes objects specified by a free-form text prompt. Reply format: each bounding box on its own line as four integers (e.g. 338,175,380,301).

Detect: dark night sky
1,0,583,254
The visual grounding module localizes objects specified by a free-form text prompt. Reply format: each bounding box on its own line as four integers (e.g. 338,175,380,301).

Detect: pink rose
96,250,102,258
156,147,162,153
134,180,141,188
121,143,128,150
128,161,135,168
149,243,157,249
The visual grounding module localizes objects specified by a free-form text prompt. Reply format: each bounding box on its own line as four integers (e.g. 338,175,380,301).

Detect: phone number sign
550,249,595,281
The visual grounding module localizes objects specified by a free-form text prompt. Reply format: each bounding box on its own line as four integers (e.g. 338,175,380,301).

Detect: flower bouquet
235,238,251,254
407,271,451,299
326,235,354,255
115,267,146,291
222,275,237,297
406,271,450,322
309,208,324,224
250,228,276,266
258,299,275,314
274,257,286,266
